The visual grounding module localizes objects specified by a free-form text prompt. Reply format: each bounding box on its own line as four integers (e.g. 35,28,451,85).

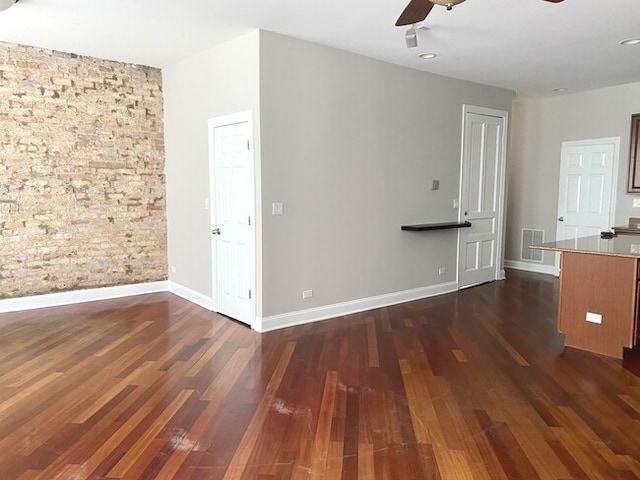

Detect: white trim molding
0,281,168,314
168,281,214,311
257,281,458,333
504,260,556,276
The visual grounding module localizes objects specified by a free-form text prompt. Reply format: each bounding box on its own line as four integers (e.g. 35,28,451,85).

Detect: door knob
212,228,221,235
558,217,564,222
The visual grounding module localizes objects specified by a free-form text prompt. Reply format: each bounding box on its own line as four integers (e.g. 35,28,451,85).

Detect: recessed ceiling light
620,38,640,46
419,53,437,60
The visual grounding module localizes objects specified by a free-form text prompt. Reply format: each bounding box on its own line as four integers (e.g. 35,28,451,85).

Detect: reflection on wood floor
2,269,640,479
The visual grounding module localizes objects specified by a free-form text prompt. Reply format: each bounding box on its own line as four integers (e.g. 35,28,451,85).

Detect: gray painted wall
163,31,260,300
163,29,513,322
506,82,640,268
259,31,512,317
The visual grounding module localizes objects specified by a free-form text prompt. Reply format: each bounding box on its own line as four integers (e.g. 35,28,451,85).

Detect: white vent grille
521,228,544,262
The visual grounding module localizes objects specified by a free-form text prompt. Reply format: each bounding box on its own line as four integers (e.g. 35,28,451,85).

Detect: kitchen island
532,235,640,358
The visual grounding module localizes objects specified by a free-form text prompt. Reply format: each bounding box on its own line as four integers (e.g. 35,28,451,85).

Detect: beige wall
163,31,260,302
259,31,513,317
0,42,166,298
506,82,640,268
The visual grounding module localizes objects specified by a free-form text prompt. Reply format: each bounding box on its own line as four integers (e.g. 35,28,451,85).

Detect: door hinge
247,139,250,150
248,215,251,226
249,289,252,299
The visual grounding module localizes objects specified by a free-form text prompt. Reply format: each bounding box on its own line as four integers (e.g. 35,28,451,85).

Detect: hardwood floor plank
70,346,154,424
356,441,374,480
222,342,296,480
93,320,154,357
324,441,344,479
3,271,640,478
340,383,359,480
109,389,194,478
365,316,380,369
619,393,640,415
552,425,625,478
547,438,591,480
185,324,235,378
26,385,140,479
309,371,338,475
0,371,63,421
415,444,442,480
474,410,540,480
200,346,258,401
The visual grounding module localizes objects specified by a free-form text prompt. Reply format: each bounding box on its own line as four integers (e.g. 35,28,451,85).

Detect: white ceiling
0,0,639,98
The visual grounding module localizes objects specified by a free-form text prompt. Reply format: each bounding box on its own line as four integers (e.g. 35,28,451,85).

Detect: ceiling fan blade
395,0,434,27
542,0,564,2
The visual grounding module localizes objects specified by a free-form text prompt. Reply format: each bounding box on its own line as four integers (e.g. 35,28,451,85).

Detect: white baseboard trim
257,281,458,333
504,260,556,276
0,281,169,314
168,281,214,311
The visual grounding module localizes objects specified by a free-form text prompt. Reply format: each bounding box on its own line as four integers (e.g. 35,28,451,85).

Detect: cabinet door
559,252,636,358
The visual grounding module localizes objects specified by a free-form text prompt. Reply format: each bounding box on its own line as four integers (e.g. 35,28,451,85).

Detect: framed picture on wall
627,113,640,193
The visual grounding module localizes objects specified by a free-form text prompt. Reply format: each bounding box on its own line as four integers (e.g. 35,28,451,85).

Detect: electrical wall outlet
438,267,446,275
302,289,313,299
170,265,177,273
586,312,602,324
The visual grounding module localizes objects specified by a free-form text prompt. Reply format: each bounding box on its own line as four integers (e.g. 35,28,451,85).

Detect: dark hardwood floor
1,269,640,479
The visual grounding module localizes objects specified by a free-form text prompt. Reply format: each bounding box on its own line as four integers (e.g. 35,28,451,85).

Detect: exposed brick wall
0,42,166,298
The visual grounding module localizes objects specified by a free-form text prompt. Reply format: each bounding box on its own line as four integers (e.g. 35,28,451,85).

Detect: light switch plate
272,202,283,215
634,198,640,208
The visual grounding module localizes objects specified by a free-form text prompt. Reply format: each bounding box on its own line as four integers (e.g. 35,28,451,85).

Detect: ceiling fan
396,0,565,27
0,0,18,12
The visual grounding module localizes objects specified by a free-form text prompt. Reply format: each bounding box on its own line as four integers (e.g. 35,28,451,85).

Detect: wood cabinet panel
558,252,638,358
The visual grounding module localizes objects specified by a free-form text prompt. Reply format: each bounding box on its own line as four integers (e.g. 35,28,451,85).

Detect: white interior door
209,112,255,326
458,106,507,288
556,138,619,269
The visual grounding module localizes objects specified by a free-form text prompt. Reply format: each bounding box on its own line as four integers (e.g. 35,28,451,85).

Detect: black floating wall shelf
401,221,472,232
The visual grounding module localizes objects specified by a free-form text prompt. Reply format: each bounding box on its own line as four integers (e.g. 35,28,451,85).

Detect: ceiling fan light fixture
0,0,17,12
620,38,640,46
429,0,466,8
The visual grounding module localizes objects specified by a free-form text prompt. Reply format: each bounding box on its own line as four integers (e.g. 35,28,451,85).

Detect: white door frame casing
457,104,509,288
208,111,257,329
